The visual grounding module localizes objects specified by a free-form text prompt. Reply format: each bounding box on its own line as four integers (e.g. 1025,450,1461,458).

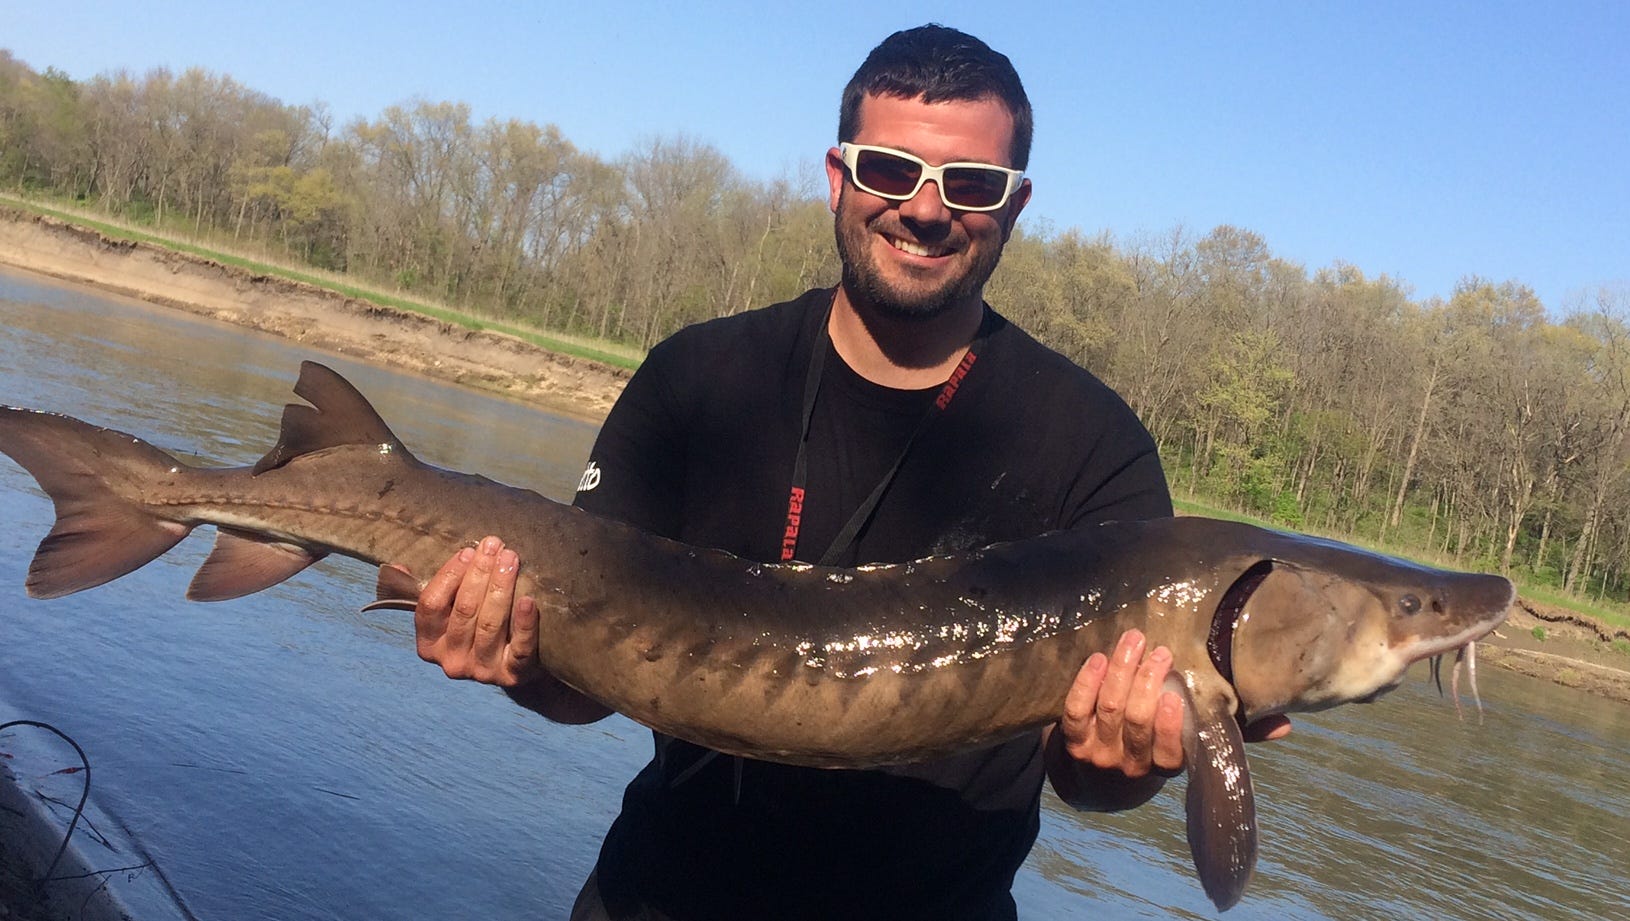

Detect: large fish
0,361,1513,910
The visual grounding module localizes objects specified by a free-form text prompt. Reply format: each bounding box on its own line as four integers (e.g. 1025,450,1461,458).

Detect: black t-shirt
573,288,1172,920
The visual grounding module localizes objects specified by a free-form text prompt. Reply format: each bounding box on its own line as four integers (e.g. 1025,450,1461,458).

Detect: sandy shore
1,205,1627,702
0,207,629,421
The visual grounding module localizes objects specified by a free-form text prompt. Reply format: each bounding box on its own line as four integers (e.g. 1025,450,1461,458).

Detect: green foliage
1269,490,1304,529
1531,625,1548,641
1199,331,1294,435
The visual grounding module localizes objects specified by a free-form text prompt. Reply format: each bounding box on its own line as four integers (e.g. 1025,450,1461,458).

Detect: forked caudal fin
0,407,192,598
0,362,409,601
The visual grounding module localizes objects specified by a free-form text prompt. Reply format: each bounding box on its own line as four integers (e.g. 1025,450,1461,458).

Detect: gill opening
1209,560,1277,690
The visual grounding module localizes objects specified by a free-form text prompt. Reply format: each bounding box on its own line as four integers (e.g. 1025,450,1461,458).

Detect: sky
5,1,1627,311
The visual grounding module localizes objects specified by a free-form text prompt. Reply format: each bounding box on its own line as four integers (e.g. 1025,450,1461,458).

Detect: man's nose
896,178,953,224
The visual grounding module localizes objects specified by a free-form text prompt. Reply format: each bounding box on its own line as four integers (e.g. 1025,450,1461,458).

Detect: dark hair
839,24,1033,170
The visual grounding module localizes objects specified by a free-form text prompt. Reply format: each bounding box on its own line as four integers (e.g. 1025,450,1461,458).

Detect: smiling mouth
885,234,952,258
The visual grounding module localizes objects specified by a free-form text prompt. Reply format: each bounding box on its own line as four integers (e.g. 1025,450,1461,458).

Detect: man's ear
825,147,846,213
1001,178,1032,242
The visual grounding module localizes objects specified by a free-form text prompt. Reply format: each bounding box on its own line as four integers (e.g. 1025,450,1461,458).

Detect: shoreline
0,206,1627,704
0,207,629,421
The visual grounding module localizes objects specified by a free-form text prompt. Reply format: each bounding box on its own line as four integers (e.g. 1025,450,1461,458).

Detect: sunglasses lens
853,149,923,197
848,146,1015,210
942,167,1009,209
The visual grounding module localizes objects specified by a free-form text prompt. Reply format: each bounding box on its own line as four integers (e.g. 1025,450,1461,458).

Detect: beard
833,192,1006,321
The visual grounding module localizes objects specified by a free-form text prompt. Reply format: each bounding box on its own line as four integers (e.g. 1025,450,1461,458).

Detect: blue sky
7,1,1627,311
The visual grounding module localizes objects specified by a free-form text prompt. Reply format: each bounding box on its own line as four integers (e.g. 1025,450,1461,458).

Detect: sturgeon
0,361,1513,911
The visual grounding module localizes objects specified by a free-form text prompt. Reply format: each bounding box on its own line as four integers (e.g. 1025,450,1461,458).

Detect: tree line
2,52,1627,605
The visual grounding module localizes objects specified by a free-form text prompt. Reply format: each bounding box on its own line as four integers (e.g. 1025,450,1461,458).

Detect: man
410,24,1285,920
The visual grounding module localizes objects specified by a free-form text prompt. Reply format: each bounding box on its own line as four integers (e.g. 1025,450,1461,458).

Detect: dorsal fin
253,361,413,474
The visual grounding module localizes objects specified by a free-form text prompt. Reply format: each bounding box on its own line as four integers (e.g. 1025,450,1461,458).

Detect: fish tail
0,407,192,599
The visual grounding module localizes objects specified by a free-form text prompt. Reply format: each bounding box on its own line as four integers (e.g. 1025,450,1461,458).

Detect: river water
0,265,1625,920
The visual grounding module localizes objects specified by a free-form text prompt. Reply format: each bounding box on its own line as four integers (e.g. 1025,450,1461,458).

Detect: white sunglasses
838,143,1025,212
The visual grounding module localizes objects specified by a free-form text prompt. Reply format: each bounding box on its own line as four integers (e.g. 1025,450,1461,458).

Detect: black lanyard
779,301,987,564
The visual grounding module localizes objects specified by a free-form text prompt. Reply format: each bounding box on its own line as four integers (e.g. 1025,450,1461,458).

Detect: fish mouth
1406,611,1505,663
1401,606,1506,722
1404,582,1511,721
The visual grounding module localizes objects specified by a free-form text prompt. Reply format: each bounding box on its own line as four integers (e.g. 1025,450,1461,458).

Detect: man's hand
405,536,612,724
1055,629,1185,778
1044,629,1291,811
411,536,541,687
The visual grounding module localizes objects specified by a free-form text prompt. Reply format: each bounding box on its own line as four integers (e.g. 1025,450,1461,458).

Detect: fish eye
1399,594,1422,615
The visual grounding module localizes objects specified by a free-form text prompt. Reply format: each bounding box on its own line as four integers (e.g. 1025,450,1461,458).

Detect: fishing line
0,718,91,882
1,720,201,921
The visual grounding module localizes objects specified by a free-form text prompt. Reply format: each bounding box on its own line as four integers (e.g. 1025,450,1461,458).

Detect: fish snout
1397,572,1513,628
1438,572,1516,634
1389,572,1514,669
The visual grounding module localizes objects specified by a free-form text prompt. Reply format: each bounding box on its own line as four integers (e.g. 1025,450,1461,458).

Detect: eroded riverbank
0,207,629,420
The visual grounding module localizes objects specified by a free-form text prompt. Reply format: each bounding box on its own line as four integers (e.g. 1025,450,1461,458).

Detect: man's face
826,93,1032,320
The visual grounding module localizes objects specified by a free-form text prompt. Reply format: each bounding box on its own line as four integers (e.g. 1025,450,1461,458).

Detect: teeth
887,235,949,258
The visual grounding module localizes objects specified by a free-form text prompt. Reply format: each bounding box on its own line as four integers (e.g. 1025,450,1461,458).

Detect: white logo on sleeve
577,461,602,493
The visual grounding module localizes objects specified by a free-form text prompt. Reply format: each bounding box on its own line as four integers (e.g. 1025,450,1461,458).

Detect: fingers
1118,643,1169,764
415,547,476,655
1089,630,1145,756
413,536,536,687
1060,629,1186,778
1151,690,1185,772
445,538,512,664
505,594,541,677
1060,651,1108,747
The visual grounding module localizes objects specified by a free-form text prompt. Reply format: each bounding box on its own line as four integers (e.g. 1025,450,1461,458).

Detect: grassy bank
0,191,645,372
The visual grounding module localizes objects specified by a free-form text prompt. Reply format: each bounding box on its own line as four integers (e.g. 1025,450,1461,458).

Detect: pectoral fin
361,563,423,613
1176,674,1257,911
